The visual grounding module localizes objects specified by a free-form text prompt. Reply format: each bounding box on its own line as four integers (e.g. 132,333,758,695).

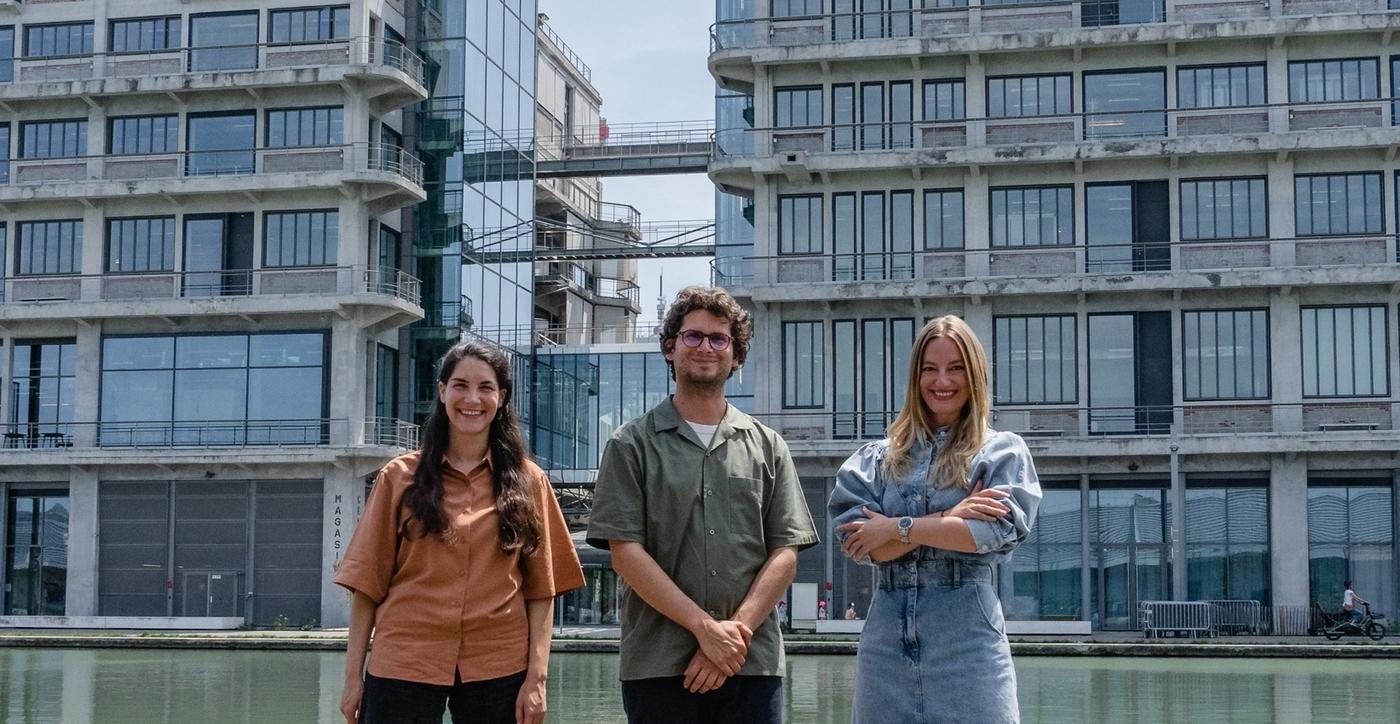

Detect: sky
538,1,719,322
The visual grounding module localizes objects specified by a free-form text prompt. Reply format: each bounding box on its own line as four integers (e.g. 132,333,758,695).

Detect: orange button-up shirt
334,451,584,685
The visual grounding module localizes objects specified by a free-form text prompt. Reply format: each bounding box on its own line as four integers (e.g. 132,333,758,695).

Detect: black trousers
359,669,525,724
621,675,783,724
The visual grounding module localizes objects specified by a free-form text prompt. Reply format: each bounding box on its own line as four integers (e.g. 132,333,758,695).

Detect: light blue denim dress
828,429,1042,724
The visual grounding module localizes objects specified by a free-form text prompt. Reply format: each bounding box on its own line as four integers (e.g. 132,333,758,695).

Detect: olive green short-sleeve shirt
586,397,820,681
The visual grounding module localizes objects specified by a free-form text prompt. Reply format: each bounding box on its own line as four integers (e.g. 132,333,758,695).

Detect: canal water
2,649,1399,723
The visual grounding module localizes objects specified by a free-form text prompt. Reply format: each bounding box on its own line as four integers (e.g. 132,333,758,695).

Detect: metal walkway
464,218,716,263
464,121,715,181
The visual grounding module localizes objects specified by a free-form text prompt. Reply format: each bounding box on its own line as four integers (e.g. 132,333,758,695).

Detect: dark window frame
265,106,344,148
105,215,177,274
987,72,1072,119
107,114,179,155
1294,172,1384,237
989,184,1075,248
1179,176,1269,241
1299,304,1390,399
108,15,182,54
777,194,823,256
268,5,352,44
1176,62,1267,109
1288,57,1381,103
782,320,825,409
1181,308,1271,402
922,78,967,122
993,313,1079,406
19,118,87,159
262,209,339,268
923,188,965,250
22,21,94,59
16,219,81,276
774,85,823,129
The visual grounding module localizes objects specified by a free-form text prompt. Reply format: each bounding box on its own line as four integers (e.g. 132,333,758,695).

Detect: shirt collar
441,449,493,478
653,396,754,433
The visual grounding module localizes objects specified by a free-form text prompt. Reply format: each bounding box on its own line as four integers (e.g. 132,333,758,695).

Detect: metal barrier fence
1140,600,1218,638
1140,601,1316,637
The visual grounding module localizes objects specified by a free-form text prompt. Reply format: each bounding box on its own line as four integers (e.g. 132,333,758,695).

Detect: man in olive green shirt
587,286,819,724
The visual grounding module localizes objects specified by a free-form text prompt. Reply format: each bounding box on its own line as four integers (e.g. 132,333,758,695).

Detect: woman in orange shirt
336,341,585,724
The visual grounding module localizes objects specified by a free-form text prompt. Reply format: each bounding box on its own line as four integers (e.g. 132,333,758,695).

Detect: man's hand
691,618,751,675
682,650,729,694
837,507,899,560
945,480,1011,522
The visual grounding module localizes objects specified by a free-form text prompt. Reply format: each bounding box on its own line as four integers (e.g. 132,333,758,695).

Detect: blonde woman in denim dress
829,315,1042,724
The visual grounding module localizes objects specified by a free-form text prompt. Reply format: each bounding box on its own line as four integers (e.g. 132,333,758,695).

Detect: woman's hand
515,672,547,724
837,507,899,560
339,676,363,724
945,481,1011,522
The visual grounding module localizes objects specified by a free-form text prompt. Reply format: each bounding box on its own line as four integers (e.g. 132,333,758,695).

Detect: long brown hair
883,315,990,489
407,341,540,554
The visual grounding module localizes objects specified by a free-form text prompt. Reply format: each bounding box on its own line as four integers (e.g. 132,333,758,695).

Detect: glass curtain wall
1185,484,1271,604
1308,480,1395,619
4,491,69,615
1005,484,1083,621
1089,486,1171,630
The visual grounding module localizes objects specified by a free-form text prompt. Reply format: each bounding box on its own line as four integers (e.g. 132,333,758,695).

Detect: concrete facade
0,0,425,628
710,1,1400,629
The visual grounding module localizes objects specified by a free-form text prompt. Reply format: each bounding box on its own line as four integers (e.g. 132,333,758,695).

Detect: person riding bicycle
1343,580,1370,625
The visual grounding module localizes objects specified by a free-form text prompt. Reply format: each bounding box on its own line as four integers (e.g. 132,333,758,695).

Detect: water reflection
2,649,1399,723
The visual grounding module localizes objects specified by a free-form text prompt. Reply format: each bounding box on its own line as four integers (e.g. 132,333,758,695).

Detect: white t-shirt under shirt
686,420,719,447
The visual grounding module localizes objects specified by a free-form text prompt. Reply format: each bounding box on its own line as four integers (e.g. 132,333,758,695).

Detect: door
4,492,69,615
1086,181,1169,273
183,214,254,297
181,571,240,616
1089,312,1173,434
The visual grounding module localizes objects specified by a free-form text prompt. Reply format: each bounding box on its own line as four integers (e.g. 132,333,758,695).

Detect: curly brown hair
659,286,752,380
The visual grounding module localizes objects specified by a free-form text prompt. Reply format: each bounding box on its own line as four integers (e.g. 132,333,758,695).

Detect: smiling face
437,355,503,442
665,309,737,391
919,336,970,429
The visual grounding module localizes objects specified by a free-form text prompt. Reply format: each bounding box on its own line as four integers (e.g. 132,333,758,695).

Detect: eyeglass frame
676,329,733,350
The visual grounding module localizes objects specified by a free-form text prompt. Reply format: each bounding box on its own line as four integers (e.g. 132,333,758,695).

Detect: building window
375,344,398,420
264,210,338,267
0,124,10,184
1005,486,1082,621
4,491,70,615
774,87,822,128
1081,0,1165,27
833,317,914,438
189,12,258,71
1295,173,1383,236
0,27,15,83
990,186,1073,247
108,115,178,155
988,74,1071,118
23,22,93,59
110,16,181,53
1308,481,1394,623
994,315,1077,405
20,120,87,159
1301,306,1388,398
1180,178,1267,240
99,332,328,446
1183,310,1269,401
923,190,964,250
186,112,256,176
832,83,855,150
17,220,81,276
270,6,350,43
1177,64,1266,109
923,79,966,121
1288,58,1380,102
1186,485,1271,605
778,195,822,255
783,321,824,408
107,216,176,273
1089,312,1173,434
1084,68,1166,139
833,193,856,280
771,0,822,17
7,340,76,449
267,107,344,147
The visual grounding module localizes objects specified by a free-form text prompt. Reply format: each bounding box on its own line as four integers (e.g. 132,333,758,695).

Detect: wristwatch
897,516,914,545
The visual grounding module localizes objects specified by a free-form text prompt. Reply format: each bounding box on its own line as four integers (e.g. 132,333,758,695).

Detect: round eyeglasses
678,330,732,350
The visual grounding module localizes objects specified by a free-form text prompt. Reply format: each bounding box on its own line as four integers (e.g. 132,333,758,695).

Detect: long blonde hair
883,315,990,489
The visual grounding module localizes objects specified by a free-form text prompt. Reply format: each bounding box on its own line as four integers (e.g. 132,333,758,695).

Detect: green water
2,649,1399,723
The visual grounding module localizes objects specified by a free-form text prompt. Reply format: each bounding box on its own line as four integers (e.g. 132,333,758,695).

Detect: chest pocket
720,476,764,539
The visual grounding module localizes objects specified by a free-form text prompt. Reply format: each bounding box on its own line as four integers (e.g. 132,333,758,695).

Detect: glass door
1096,544,1169,630
5,492,69,615
183,213,254,297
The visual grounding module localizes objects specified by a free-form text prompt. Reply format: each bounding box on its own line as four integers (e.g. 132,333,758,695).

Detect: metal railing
1,418,419,451
713,97,1400,162
751,401,1400,444
710,1,1399,52
472,121,716,158
598,202,643,230
416,297,474,329
0,266,421,307
0,143,423,192
1139,601,1315,636
466,320,664,347
0,37,426,89
538,18,593,82
710,234,1400,288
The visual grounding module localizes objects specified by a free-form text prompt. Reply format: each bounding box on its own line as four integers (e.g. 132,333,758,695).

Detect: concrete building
709,1,1400,630
0,0,427,627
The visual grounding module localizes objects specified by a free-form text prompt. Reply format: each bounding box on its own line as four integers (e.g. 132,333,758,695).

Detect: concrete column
71,324,101,447
961,298,991,343
1269,288,1302,433
339,197,372,270
321,469,362,628
1170,446,1186,601
1080,473,1092,624
963,169,989,276
1270,454,1310,609
329,321,368,440
965,59,986,147
1267,152,1295,267
1266,42,1290,135
65,467,100,616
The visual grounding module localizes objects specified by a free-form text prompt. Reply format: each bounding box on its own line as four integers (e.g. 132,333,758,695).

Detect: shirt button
708,529,716,536
704,488,713,497
710,570,718,576
709,609,719,616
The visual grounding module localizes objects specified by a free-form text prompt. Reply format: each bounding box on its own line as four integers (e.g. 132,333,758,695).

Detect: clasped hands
836,480,1010,560
683,616,753,694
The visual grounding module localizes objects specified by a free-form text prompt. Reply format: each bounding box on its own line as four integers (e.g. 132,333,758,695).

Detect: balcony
758,401,1400,460
710,2,1400,89
0,418,418,466
711,98,1400,191
712,234,1400,302
0,38,427,112
0,266,422,325
0,143,424,213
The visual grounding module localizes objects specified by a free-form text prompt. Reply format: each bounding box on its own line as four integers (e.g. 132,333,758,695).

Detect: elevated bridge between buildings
465,218,715,264
464,121,715,182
